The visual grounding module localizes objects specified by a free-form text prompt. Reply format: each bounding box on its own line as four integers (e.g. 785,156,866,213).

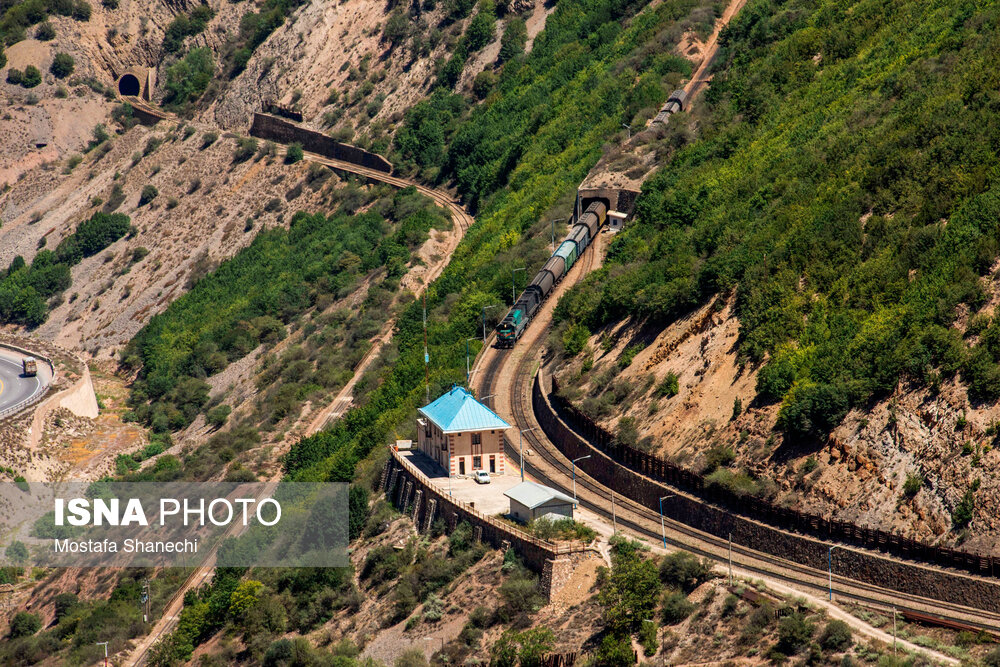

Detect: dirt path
300,151,473,437
125,152,473,667
681,0,748,105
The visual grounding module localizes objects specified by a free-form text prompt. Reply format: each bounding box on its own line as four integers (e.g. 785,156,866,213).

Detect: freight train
496,201,608,347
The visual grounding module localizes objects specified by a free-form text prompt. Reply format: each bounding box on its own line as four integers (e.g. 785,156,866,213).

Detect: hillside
551,0,1000,552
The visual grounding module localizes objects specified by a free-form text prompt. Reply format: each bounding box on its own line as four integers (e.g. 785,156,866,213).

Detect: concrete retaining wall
249,114,393,174
534,372,1000,613
383,448,587,579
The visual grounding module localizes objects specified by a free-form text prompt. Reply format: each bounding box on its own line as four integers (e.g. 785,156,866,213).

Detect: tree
21,65,42,88
348,484,369,541
35,22,56,40
5,541,28,565
228,580,263,617
516,627,554,667
597,537,660,636
163,47,214,109
285,142,304,163
206,404,231,428
383,10,410,46
490,630,518,667
9,611,40,638
777,612,814,655
659,551,711,592
660,590,695,624
54,593,79,620
50,52,75,78
820,619,852,651
498,17,526,63
139,185,159,206
6,69,22,85
472,70,496,99
465,6,495,52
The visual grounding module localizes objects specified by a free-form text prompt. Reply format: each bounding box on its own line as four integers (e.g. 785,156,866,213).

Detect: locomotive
496,200,608,347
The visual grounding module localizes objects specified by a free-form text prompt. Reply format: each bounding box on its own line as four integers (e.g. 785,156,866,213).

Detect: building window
424,422,432,438
473,455,482,469
471,432,482,445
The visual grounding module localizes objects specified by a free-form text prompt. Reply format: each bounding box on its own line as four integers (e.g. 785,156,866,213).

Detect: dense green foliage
0,571,164,665
0,212,130,326
556,0,1000,441
229,0,306,77
122,187,448,432
285,0,711,482
162,4,214,53
0,0,91,45
163,47,214,110
49,51,73,78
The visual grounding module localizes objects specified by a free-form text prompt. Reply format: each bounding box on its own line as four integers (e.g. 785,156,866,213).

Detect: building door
458,459,465,475
489,455,496,473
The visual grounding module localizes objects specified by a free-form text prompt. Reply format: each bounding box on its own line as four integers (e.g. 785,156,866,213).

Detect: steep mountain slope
552,0,1000,551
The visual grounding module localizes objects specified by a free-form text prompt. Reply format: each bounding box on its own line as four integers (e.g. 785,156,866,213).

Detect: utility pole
512,267,526,305
548,218,564,252
482,305,499,344
893,606,897,656
423,291,430,404
466,338,478,387
96,642,108,667
728,533,733,586
519,428,537,482
141,578,150,623
828,546,836,601
611,490,617,533
571,454,591,501
658,495,673,549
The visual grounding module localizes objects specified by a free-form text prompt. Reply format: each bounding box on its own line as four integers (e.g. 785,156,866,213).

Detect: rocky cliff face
553,294,1000,553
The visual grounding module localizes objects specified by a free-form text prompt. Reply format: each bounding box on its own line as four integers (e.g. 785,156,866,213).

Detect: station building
417,386,510,477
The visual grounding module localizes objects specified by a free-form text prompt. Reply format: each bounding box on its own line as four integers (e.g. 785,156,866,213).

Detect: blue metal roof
419,386,510,433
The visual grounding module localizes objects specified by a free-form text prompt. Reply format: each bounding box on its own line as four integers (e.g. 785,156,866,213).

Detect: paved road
0,349,47,418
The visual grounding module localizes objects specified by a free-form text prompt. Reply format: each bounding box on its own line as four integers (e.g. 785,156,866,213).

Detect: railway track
478,232,1000,637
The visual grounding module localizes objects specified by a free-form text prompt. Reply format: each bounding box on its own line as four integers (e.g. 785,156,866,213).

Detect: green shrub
777,612,814,655
163,47,214,109
660,590,695,624
659,551,711,593
820,619,852,651
50,52,75,78
903,473,923,497
206,404,231,428
285,142,304,163
233,137,258,163
21,65,42,88
9,611,40,638
139,185,158,206
35,22,55,40
657,372,679,397
498,17,526,63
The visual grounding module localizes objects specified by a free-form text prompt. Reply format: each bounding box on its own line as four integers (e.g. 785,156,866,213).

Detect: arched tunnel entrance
118,73,141,97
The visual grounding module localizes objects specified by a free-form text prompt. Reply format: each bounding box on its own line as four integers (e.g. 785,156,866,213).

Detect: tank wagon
496,201,608,347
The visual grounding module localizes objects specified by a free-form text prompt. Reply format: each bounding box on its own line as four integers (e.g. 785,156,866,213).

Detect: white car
472,470,491,484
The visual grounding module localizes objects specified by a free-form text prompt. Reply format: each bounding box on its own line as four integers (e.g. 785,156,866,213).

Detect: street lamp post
519,427,537,482
466,337,478,386
479,393,496,408
548,218,564,252
96,642,109,667
512,267,526,304
482,305,500,344
828,546,837,601
571,454,591,501
658,495,673,549
622,123,632,140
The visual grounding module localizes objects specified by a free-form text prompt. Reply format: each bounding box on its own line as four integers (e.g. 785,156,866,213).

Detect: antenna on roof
423,291,430,405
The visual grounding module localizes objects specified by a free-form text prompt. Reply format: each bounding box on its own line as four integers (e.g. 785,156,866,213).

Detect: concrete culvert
118,73,141,97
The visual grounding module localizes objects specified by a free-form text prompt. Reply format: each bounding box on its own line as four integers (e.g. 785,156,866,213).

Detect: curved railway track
478,235,1000,637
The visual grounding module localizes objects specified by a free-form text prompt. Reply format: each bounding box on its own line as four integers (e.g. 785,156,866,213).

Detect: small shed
504,481,577,523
